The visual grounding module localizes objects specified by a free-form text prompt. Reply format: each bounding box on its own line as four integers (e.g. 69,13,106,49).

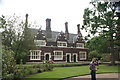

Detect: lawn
24,64,119,80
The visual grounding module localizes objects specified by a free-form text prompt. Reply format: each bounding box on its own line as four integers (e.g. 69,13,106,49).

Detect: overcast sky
0,0,92,36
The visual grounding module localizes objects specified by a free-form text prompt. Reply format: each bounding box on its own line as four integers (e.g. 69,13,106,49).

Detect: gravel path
62,73,120,80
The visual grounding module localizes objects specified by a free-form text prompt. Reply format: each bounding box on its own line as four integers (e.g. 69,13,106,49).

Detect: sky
0,0,92,36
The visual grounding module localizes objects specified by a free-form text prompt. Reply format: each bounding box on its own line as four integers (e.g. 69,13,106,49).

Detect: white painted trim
72,53,78,62
54,50,63,60
30,50,41,60
66,53,71,62
44,53,51,60
57,41,67,47
79,51,87,60
76,43,84,48
34,40,46,46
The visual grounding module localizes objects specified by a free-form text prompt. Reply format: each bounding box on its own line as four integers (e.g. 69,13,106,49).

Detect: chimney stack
46,18,51,30
65,22,69,33
77,24,80,34
46,18,52,38
65,22,69,40
25,14,28,28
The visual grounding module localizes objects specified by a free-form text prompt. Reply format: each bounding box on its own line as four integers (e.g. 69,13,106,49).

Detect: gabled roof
30,28,81,43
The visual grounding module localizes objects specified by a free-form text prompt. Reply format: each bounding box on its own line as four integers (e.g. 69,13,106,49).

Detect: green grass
25,65,119,80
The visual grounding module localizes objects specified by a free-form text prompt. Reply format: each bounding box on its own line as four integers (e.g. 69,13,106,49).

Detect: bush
88,50,102,60
14,63,54,79
101,54,110,62
2,46,16,80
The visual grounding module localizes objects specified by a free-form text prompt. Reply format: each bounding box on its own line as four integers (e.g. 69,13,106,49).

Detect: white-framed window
30,50,41,60
34,40,46,46
57,41,67,47
54,51,63,60
79,51,86,60
76,43,84,48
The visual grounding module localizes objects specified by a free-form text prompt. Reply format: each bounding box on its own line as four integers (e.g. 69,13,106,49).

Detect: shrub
101,54,110,62
2,46,16,80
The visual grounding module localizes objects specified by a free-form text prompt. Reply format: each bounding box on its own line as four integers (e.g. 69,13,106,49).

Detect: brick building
27,18,88,63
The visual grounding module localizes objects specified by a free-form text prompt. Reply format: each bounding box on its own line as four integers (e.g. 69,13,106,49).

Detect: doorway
73,55,76,62
66,53,71,62
44,53,51,61
67,55,70,62
45,54,49,60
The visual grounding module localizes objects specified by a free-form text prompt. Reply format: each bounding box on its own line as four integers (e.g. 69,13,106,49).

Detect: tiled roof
30,28,84,43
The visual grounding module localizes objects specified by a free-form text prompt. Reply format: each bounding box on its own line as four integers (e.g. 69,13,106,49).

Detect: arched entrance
44,53,51,61
73,55,76,62
66,53,71,62
45,54,49,60
67,55,70,62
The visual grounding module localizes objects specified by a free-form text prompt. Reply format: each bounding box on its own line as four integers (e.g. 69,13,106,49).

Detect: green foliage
0,14,35,64
82,1,120,64
101,54,110,62
2,46,16,80
86,35,110,53
88,50,101,60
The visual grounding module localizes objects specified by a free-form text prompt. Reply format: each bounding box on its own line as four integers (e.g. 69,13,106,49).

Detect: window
57,41,67,47
30,50,41,60
79,51,86,60
34,40,46,46
76,43,84,48
54,51,63,60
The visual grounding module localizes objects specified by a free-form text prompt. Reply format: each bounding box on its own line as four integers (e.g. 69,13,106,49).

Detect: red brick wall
27,46,88,62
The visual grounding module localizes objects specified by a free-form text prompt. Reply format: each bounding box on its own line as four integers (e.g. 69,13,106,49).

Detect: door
45,54,49,60
73,55,76,62
67,55,70,62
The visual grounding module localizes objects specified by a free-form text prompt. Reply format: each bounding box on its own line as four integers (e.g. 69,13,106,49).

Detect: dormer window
57,41,67,47
76,43,84,48
34,40,46,46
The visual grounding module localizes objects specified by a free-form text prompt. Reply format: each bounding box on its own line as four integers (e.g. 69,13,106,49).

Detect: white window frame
54,51,63,60
79,51,86,60
34,40,46,46
76,43,84,48
30,50,41,60
57,41,67,47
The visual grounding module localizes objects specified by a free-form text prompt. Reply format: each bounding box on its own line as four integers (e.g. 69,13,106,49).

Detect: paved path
62,73,120,80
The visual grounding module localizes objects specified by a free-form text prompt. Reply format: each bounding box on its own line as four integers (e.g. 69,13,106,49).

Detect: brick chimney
25,14,28,28
65,22,69,40
46,18,52,38
77,24,80,34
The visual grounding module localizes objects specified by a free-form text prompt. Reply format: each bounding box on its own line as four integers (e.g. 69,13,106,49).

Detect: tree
82,1,119,65
0,14,35,64
86,34,111,61
12,14,35,64
86,34,110,54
